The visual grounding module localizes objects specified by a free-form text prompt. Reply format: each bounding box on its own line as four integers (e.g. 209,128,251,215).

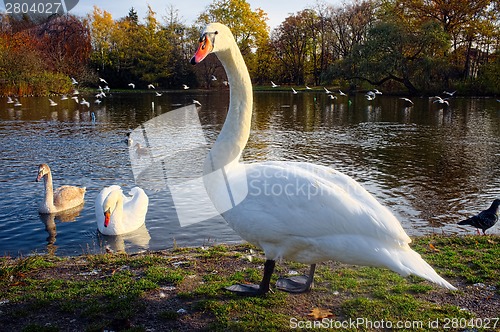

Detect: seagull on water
271,81,279,88
193,99,202,106
49,98,57,106
71,77,78,85
339,90,347,96
148,84,155,89
155,92,163,97
128,83,135,89
324,87,332,94
6,96,14,104
182,84,190,90
99,77,108,85
291,88,298,95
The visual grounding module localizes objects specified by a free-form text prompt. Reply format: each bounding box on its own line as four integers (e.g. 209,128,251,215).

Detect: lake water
1,91,499,257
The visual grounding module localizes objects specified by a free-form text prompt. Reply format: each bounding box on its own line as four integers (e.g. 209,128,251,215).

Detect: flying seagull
399,97,414,105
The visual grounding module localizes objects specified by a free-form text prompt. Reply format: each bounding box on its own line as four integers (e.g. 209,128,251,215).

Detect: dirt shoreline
0,236,499,331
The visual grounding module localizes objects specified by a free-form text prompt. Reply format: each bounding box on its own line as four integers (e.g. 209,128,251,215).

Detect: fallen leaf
307,307,334,320
429,243,440,252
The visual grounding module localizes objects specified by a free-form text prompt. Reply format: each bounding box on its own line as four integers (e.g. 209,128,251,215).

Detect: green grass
0,236,499,331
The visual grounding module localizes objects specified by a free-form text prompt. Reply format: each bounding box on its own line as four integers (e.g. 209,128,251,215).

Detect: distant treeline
0,0,499,96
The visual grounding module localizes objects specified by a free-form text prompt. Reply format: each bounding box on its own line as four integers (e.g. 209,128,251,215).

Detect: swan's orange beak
190,34,213,65
104,210,110,227
36,171,43,182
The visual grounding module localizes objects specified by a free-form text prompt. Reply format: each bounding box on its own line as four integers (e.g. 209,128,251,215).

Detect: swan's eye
200,36,207,50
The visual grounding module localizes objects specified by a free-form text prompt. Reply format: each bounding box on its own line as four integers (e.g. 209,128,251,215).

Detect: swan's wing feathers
295,162,410,242
231,162,410,244
54,185,85,207
124,187,149,220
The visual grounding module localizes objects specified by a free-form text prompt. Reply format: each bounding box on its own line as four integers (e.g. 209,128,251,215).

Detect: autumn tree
333,18,449,94
391,0,496,82
249,34,275,85
160,6,199,88
0,14,86,95
308,2,334,86
271,10,316,85
88,6,116,73
196,0,268,54
35,15,92,77
195,0,269,86
326,0,376,58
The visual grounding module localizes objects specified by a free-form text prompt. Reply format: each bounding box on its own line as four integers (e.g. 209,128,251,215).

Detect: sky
65,0,341,30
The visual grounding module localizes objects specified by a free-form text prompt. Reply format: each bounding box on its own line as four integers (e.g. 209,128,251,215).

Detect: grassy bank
0,235,498,331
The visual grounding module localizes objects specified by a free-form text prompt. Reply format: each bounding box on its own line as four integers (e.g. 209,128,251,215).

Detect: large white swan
191,23,456,295
95,185,149,235
36,163,86,214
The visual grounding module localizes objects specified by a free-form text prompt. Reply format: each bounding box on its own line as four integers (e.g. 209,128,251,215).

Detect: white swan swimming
191,23,456,295
95,185,149,235
36,163,86,214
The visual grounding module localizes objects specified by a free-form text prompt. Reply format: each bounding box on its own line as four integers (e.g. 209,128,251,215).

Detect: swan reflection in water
38,204,84,247
97,224,151,253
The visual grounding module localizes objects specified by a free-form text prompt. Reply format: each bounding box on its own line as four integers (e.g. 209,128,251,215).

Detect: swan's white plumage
95,185,149,235
197,23,456,290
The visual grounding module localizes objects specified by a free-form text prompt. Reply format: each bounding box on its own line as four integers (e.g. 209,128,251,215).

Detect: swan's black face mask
191,31,218,65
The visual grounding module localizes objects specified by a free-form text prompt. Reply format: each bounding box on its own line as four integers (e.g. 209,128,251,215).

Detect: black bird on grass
458,199,500,235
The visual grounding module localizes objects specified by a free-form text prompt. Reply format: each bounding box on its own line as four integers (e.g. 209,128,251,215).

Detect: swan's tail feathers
397,248,457,291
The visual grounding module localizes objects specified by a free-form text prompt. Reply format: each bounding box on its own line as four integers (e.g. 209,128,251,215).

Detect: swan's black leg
225,259,275,296
276,264,316,293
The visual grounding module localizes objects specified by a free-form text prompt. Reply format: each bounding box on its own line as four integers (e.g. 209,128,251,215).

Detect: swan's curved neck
205,43,252,172
111,195,124,221
43,172,55,210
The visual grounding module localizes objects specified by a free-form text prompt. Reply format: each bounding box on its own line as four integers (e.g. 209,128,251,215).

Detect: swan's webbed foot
225,284,268,296
276,264,316,293
225,259,275,296
276,276,313,293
